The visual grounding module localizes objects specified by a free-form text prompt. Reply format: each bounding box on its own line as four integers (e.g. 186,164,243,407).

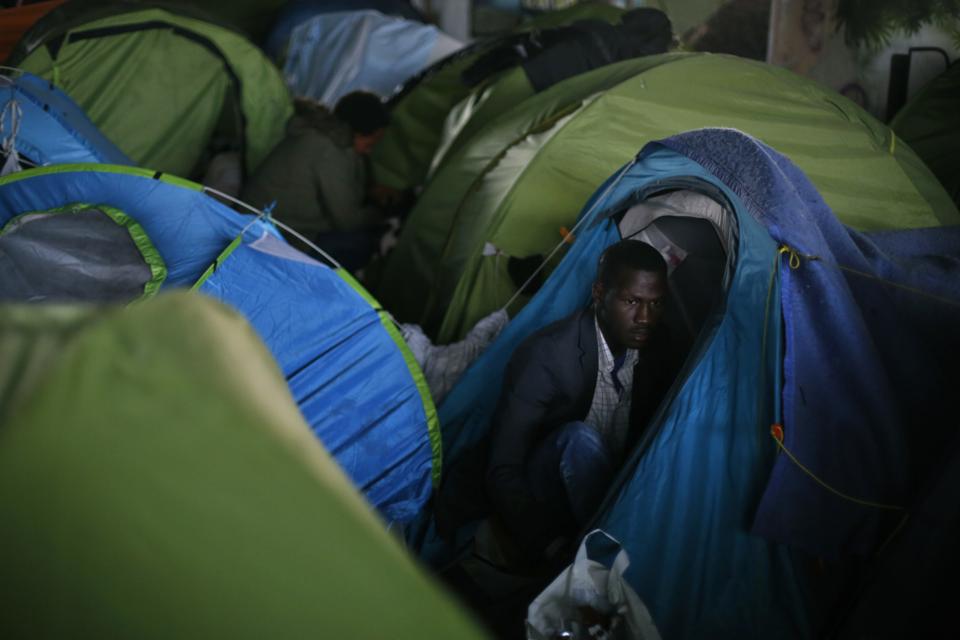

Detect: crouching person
486,240,681,567
242,92,389,269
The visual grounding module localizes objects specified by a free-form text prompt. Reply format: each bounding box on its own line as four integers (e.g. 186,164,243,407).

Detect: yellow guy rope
767,245,907,513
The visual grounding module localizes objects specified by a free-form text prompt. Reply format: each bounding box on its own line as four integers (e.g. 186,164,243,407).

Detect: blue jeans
526,421,616,527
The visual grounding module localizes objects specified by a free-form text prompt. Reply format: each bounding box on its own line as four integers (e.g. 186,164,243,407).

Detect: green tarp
374,53,960,341
10,3,292,178
0,293,486,639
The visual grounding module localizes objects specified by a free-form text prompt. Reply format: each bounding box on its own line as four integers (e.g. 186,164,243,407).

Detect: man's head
592,240,668,355
333,91,390,155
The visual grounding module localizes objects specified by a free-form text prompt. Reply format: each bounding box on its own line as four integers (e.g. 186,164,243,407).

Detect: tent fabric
834,427,960,637
891,60,960,206
265,0,425,60
0,70,131,168
427,67,535,180
657,129,960,557
9,4,292,177
281,10,463,106
373,53,960,343
429,135,809,639
0,164,439,523
370,2,626,192
372,40,498,191
0,204,165,303
427,129,960,638
0,293,485,640
196,234,440,509
0,1,66,64
427,10,672,177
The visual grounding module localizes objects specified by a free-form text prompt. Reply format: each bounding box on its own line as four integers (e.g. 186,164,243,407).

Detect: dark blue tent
1,70,130,169
425,129,960,637
0,164,438,524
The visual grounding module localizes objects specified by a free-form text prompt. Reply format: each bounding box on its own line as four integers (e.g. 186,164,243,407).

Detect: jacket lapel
575,308,599,417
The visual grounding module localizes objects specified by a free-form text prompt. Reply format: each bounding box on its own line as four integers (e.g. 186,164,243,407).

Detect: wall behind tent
768,0,960,119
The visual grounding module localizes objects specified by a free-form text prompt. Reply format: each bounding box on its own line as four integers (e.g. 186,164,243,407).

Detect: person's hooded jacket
242,104,379,239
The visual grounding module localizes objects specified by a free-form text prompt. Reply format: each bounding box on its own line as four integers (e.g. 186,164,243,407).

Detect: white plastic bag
526,530,660,640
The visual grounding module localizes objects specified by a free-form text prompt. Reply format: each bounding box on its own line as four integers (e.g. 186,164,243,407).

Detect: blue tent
0,70,130,169
426,129,960,637
278,10,463,105
0,164,438,524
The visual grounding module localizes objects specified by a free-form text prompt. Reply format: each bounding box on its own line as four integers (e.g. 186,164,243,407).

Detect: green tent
8,1,292,178
374,53,960,341
427,66,536,179
153,0,287,40
891,61,960,206
0,292,486,640
371,1,625,191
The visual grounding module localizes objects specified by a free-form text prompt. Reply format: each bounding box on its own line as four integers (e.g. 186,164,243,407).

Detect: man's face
593,267,667,354
353,128,385,155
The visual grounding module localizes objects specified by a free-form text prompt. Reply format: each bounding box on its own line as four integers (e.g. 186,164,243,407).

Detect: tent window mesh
0,207,157,303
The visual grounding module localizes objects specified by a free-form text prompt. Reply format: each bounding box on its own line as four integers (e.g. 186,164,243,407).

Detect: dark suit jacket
485,307,679,553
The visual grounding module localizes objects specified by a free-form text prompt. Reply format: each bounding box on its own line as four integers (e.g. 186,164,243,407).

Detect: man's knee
555,421,611,463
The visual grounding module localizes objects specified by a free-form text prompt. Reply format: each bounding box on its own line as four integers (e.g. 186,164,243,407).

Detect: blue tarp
264,0,424,60
0,72,130,168
279,10,462,105
0,165,437,523
199,237,435,519
429,128,960,638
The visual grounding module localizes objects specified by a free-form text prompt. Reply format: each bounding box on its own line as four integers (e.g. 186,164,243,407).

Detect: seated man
241,91,389,269
485,239,680,565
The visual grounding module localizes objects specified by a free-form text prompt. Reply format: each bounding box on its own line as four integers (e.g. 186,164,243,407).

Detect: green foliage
836,0,960,48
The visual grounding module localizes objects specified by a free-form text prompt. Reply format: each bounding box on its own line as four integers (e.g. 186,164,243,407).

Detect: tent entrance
615,187,737,351
0,203,166,303
581,185,740,521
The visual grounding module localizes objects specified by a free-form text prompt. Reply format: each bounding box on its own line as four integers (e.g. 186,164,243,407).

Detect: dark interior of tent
614,186,735,357
0,146,35,169
594,184,738,500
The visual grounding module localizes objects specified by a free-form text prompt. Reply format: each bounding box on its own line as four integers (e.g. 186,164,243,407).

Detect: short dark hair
597,239,667,288
333,91,390,135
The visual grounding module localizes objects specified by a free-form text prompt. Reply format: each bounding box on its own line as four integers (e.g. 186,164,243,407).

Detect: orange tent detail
0,1,67,64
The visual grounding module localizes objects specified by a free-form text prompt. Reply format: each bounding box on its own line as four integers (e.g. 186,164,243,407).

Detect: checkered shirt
585,316,638,461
